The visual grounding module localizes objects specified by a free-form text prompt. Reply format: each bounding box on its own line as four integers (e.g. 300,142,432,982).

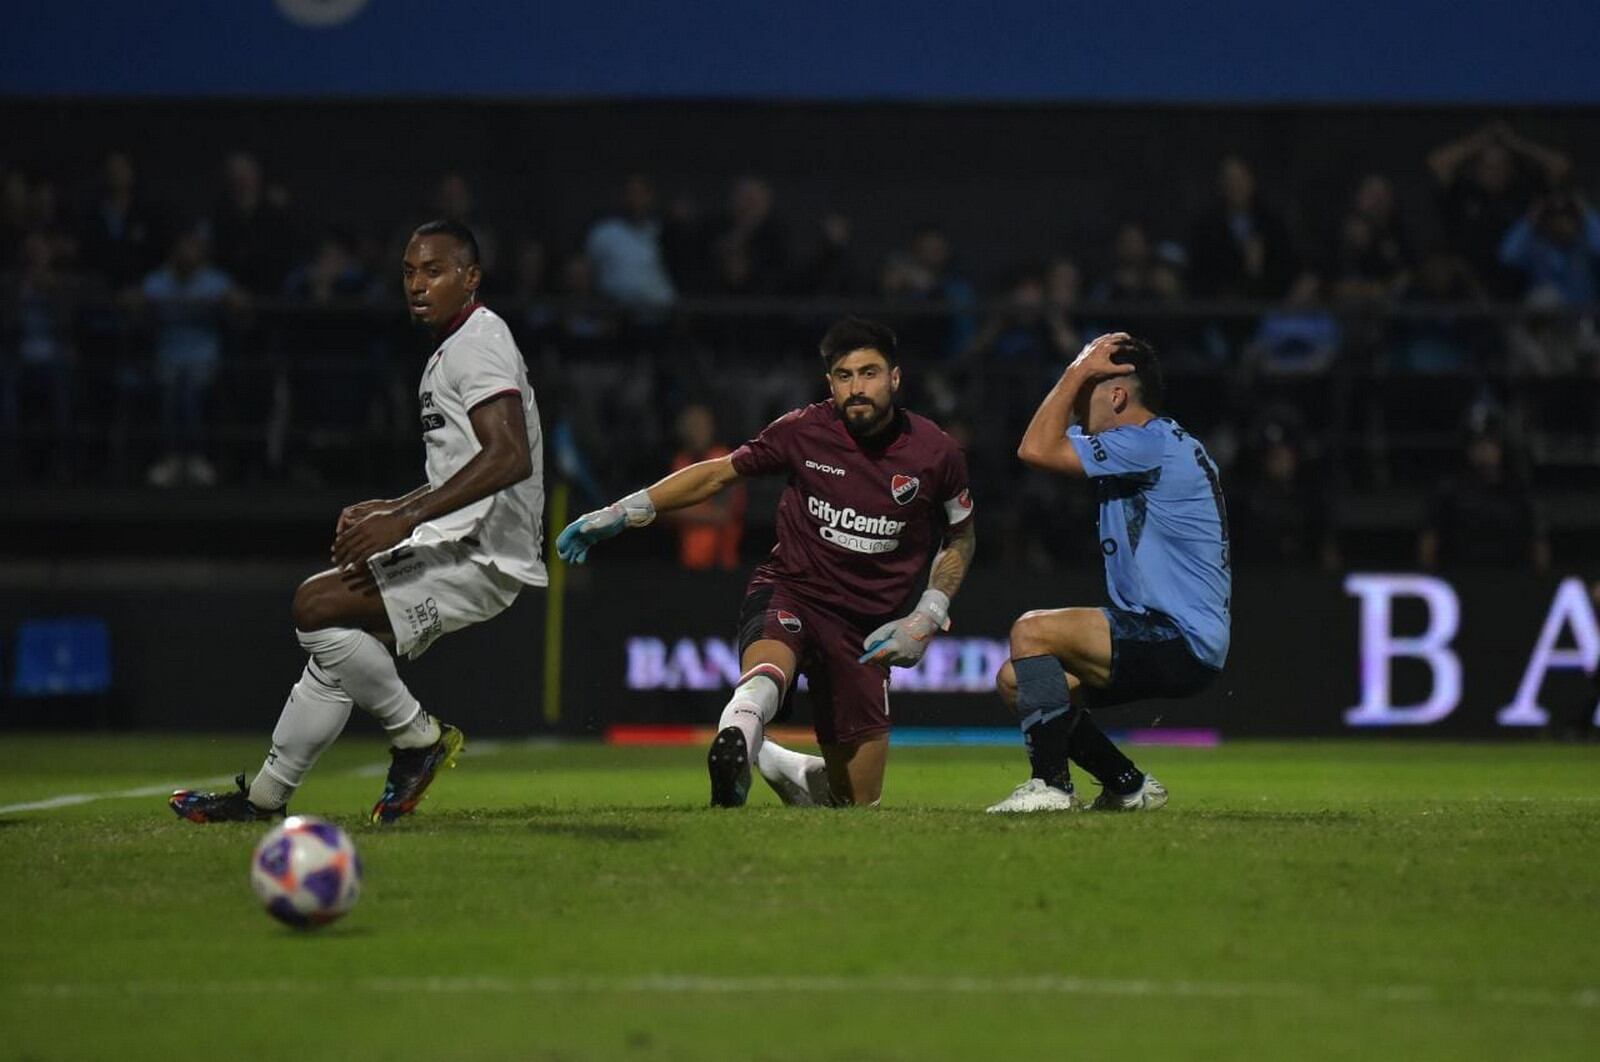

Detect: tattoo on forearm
929,525,976,599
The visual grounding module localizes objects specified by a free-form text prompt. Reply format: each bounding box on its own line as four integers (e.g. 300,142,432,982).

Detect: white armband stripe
943,488,974,525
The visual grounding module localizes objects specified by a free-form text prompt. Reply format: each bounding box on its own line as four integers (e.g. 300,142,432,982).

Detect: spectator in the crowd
279,232,378,480
1090,221,1183,303
1242,272,1340,376
1505,286,1600,463
19,178,76,268
710,175,787,295
0,166,29,257
433,170,500,278
1428,120,1572,299
959,267,1082,456
1043,256,1084,357
1012,453,1101,571
660,191,713,297
554,252,616,355
881,224,978,359
1388,246,1488,374
208,152,295,295
1187,155,1299,302
1331,174,1412,302
1086,223,1197,360
138,227,242,487
664,403,745,570
1418,424,1549,572
509,238,559,348
584,174,677,320
1498,191,1600,305
71,155,164,451
963,267,1071,364
283,232,370,305
77,152,162,291
795,211,863,297
1507,285,1600,376
1233,416,1339,570
1,233,78,480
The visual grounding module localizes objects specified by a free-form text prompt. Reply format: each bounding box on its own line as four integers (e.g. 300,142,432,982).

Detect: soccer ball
250,816,362,928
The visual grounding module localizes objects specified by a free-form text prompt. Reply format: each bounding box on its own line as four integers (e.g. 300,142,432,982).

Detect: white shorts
366,535,523,659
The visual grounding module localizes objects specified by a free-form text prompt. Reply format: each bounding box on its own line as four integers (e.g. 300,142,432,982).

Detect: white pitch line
0,740,508,816
0,776,240,815
10,975,1598,1011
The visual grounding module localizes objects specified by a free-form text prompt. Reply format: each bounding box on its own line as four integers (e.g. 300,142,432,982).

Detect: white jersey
415,304,547,587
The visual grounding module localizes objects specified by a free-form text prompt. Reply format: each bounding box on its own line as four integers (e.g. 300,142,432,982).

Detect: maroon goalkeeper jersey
730,402,973,622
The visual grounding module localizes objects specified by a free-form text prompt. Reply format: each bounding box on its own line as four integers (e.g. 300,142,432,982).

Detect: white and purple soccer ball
250,816,362,929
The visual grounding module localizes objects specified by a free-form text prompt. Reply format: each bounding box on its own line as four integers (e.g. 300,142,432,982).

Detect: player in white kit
171,220,546,824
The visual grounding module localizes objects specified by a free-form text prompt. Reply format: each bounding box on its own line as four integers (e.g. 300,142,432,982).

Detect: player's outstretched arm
332,393,532,570
1017,332,1134,476
556,455,743,565
859,517,976,668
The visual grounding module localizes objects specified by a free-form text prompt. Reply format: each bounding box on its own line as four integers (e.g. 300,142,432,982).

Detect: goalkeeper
558,318,976,807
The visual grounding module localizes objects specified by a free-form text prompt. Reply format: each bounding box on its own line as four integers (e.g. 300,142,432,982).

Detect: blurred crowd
2,119,1596,570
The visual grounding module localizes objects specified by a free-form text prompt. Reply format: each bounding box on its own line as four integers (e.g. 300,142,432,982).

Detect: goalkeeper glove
858,589,951,667
555,489,655,564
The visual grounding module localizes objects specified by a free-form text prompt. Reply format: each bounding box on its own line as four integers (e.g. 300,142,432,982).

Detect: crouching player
171,221,546,824
988,333,1230,813
559,317,975,806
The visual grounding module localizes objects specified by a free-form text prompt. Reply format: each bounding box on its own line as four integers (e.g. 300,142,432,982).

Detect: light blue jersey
1067,418,1231,668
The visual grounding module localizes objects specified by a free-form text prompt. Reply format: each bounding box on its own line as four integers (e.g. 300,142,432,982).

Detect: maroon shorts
737,584,891,746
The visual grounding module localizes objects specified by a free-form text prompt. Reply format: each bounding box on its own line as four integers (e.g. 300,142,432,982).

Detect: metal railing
2,292,1596,500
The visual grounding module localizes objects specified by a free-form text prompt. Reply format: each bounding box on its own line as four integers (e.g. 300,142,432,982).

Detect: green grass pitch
1,734,1597,1060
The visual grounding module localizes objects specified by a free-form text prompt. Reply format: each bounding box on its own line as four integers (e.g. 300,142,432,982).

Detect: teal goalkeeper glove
859,589,951,668
556,489,656,565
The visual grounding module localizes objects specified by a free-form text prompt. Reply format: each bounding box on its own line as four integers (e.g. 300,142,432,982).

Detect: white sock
296,627,440,749
717,663,786,758
248,659,354,810
388,706,443,750
756,738,832,807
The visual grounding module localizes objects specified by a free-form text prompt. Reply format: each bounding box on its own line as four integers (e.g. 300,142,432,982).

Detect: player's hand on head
858,590,951,669
1068,332,1136,381
555,505,627,565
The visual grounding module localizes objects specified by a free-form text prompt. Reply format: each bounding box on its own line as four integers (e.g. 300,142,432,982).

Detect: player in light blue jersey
987,333,1230,813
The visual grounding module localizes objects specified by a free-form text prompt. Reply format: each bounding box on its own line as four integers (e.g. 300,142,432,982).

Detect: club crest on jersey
890,474,920,505
776,610,803,633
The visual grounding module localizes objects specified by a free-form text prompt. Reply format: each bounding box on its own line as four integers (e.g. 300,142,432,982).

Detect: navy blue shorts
1083,607,1220,709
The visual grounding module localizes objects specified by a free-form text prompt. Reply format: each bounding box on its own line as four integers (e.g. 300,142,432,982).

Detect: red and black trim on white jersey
434,300,482,346
467,387,523,413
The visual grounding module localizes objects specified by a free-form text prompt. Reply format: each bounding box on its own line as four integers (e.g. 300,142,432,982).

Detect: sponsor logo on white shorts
401,596,443,645
374,546,427,581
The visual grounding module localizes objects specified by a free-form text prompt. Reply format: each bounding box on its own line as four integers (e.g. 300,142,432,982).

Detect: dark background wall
6,565,1594,738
